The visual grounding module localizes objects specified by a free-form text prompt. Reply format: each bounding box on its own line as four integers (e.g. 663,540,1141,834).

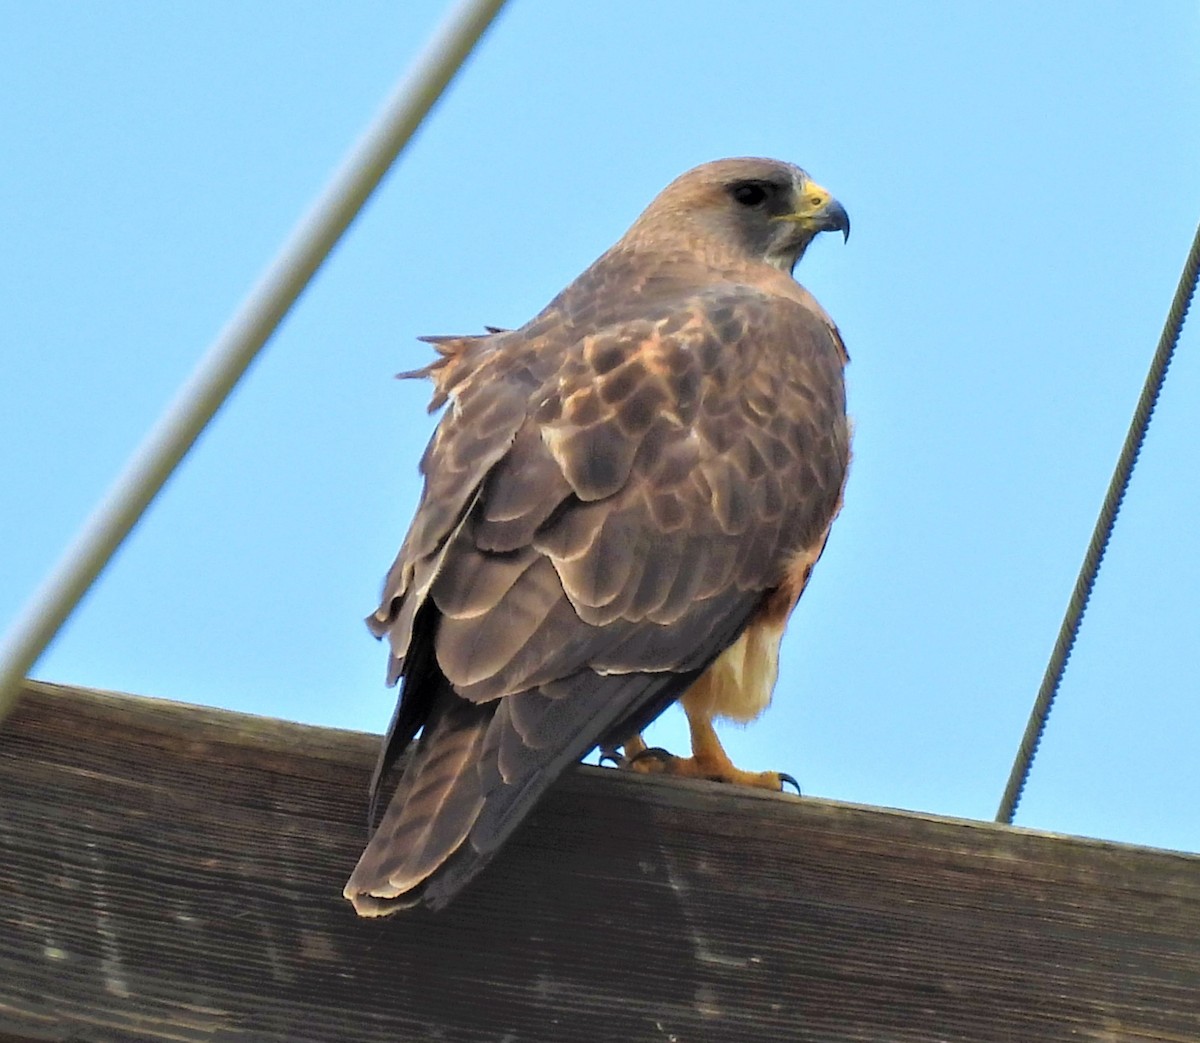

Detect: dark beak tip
819,199,850,244
834,202,850,243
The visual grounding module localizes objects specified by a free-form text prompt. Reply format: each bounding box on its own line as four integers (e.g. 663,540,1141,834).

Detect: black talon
598,749,625,769
628,746,675,767
779,772,802,795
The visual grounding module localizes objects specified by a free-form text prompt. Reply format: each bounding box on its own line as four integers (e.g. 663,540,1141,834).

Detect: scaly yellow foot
619,731,798,793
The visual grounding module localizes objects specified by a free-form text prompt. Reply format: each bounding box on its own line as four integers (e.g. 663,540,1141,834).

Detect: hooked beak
776,180,850,242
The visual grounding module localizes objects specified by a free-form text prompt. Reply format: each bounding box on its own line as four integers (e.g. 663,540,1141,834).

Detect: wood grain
1,680,1197,1042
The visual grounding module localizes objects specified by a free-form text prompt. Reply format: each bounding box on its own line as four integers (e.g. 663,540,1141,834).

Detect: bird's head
628,157,849,274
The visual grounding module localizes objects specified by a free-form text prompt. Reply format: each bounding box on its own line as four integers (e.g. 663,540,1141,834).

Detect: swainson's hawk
345,157,851,915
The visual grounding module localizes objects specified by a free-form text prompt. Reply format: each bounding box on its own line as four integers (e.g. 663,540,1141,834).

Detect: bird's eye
729,181,769,207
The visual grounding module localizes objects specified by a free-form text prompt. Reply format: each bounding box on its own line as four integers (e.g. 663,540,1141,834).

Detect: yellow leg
623,734,649,760
682,710,792,790
622,714,794,792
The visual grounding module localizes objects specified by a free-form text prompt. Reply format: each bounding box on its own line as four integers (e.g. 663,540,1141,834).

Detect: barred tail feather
344,691,492,917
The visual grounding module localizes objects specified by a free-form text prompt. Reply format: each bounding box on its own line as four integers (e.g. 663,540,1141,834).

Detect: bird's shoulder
414,260,843,413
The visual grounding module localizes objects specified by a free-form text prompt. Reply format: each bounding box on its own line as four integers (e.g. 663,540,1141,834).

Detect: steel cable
997,220,1200,824
0,0,510,725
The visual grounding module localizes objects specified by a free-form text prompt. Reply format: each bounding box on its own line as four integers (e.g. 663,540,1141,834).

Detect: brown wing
344,284,849,914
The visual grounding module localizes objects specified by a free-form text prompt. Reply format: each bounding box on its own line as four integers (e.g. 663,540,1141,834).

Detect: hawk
345,158,851,915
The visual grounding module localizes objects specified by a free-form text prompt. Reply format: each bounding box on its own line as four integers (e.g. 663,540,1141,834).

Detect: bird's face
634,158,850,274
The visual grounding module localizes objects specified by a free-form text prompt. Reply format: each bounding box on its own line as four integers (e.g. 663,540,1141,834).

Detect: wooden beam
1,681,1197,1042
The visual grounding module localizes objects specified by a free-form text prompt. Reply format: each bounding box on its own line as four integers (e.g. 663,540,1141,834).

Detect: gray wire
997,220,1200,824
0,0,510,727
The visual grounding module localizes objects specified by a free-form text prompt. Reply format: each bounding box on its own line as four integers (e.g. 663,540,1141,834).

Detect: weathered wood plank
1,680,1197,1042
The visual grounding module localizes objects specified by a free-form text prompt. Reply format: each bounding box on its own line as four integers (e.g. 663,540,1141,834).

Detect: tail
343,689,494,917
343,667,673,916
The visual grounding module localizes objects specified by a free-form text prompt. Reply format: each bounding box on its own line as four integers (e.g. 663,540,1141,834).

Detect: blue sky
3,2,1197,854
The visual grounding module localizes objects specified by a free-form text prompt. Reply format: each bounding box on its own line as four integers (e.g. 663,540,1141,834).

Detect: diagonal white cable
0,0,510,725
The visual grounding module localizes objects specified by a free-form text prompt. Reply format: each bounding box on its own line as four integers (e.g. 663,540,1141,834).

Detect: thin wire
997,220,1200,824
0,0,510,727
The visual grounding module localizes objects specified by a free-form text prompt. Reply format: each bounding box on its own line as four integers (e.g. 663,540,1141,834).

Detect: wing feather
347,282,851,913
